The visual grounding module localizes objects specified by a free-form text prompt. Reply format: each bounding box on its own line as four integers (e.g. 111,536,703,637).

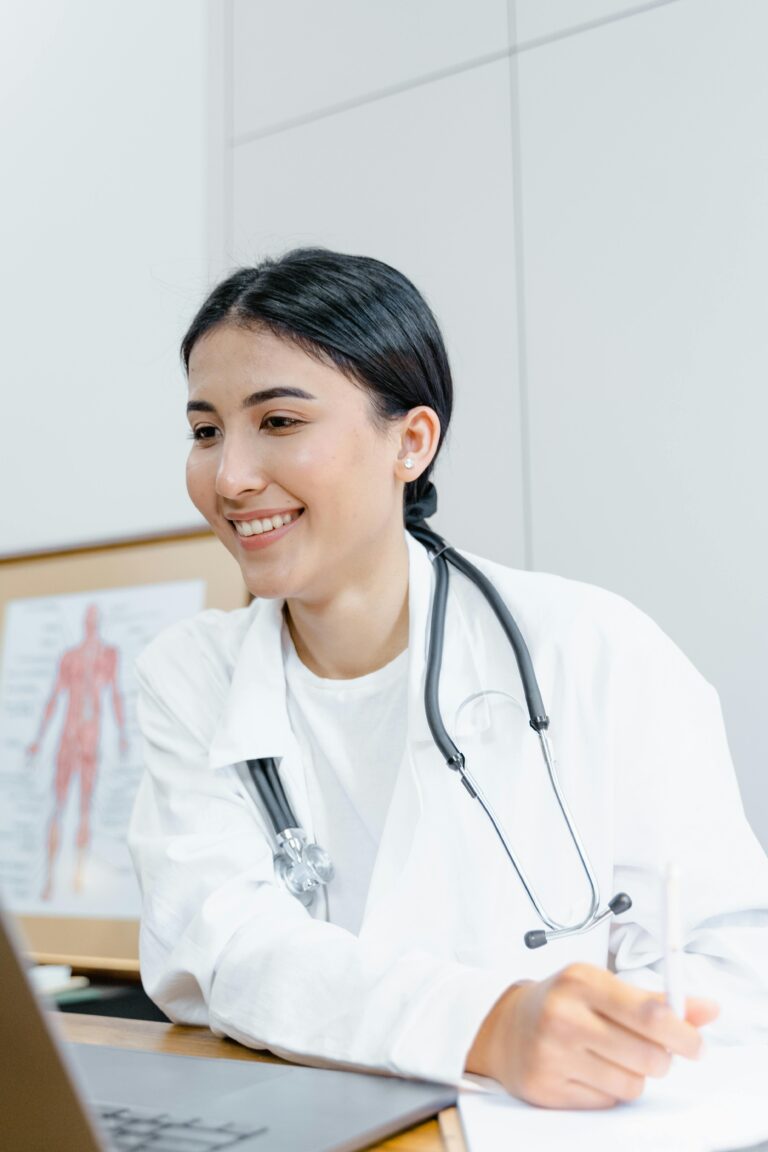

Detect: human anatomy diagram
27,604,128,901
0,579,205,917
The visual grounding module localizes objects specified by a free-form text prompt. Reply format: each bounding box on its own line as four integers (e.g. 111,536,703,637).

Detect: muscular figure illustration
27,604,128,900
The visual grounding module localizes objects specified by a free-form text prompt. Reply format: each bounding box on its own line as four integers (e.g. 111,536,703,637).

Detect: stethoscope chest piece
247,758,335,907
274,828,334,906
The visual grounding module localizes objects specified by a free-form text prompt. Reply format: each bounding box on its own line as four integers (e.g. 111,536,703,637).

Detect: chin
238,561,301,603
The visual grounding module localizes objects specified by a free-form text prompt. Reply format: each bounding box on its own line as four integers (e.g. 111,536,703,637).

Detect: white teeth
232,511,300,537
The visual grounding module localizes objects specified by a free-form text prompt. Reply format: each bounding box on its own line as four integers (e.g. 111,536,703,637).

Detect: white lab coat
128,533,768,1086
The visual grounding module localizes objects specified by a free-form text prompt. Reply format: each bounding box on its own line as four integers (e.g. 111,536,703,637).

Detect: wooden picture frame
0,529,248,974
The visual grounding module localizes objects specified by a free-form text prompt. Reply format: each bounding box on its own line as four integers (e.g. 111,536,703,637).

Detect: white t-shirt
282,626,409,934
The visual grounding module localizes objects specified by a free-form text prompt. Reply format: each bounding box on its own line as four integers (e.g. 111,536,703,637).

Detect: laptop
0,906,455,1151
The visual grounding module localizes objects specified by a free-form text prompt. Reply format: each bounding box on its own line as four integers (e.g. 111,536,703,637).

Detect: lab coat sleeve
607,609,768,1040
128,657,513,1085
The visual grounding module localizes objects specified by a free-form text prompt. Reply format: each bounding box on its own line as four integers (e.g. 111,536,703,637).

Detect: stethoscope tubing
412,524,601,933
246,521,630,945
248,757,294,832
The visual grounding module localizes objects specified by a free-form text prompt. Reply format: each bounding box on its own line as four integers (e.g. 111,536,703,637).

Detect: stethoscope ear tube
408,523,550,733
421,545,467,774
407,519,632,946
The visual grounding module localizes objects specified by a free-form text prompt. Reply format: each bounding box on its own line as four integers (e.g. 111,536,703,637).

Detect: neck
285,529,410,679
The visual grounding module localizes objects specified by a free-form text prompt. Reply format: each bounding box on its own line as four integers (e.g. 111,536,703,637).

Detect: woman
129,248,768,1109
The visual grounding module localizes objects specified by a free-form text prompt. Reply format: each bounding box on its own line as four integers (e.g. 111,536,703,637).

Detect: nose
215,431,269,500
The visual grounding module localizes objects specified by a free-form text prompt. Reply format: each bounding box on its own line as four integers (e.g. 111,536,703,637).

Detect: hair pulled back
180,248,452,513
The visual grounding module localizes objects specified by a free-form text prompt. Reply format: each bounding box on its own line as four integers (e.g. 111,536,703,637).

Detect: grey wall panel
231,59,525,567
516,0,768,843
0,0,209,555
232,0,510,140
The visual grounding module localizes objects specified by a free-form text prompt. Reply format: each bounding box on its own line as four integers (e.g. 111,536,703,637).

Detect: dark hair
180,248,452,510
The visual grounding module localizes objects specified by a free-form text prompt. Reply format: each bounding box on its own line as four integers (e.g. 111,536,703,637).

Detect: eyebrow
186,387,316,415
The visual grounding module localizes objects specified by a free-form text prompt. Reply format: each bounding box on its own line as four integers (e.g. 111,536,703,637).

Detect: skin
185,321,719,1105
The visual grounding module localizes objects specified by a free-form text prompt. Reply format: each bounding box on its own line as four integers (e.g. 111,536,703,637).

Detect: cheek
305,429,395,523
287,437,351,499
186,452,214,513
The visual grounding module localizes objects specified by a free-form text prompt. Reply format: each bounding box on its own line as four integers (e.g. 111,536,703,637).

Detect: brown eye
261,416,302,430
189,425,219,442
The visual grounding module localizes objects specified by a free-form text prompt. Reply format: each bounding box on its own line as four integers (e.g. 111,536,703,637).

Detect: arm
607,614,768,1041
105,647,128,755
128,659,512,1085
27,658,66,758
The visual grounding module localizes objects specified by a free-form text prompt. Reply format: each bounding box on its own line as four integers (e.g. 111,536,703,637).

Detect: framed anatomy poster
0,529,248,972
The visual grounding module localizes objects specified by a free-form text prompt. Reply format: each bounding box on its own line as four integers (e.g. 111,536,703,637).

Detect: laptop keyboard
97,1103,268,1150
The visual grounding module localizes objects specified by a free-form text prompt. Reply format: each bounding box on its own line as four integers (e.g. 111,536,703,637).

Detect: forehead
187,323,355,401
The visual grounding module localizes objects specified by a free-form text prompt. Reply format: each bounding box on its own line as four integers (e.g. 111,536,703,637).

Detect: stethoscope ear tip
524,929,548,950
609,892,632,915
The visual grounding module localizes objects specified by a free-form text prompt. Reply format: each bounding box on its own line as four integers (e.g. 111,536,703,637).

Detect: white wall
216,0,768,847
513,0,768,846
0,0,209,556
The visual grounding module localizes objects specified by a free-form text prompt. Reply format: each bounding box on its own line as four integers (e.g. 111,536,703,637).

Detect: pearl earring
404,457,415,470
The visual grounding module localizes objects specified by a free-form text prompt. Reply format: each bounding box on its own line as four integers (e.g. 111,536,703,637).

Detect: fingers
685,997,720,1028
586,1013,672,1079
575,1049,646,1103
560,964,705,1059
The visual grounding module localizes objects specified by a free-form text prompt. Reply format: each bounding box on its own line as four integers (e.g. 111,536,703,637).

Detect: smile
230,508,304,537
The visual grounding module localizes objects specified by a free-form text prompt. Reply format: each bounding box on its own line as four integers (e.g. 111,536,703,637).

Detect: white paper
0,581,205,917
459,1043,768,1152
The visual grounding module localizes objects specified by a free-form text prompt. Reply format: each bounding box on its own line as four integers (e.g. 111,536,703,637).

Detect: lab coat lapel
207,597,314,837
208,597,292,766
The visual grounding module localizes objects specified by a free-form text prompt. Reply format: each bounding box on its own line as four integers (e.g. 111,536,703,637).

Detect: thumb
685,997,720,1028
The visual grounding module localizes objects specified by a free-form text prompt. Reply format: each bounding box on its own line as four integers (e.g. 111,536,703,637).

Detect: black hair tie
404,482,438,527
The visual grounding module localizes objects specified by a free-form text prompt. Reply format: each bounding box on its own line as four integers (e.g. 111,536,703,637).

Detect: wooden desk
57,1013,465,1152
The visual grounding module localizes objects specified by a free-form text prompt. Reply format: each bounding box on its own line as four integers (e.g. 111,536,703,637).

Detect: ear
394,406,441,482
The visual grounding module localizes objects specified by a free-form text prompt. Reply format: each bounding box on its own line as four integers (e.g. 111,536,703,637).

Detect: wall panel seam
230,46,511,148
229,0,682,150
507,0,533,571
224,0,235,266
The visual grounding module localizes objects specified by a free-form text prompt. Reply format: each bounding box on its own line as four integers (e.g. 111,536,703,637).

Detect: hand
465,962,719,1109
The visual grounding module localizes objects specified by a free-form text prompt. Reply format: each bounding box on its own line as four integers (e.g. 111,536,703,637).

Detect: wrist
465,980,530,1079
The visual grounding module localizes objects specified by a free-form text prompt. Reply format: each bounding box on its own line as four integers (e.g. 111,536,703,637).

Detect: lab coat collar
207,531,487,770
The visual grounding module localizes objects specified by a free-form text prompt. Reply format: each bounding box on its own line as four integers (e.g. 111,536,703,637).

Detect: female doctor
129,248,768,1110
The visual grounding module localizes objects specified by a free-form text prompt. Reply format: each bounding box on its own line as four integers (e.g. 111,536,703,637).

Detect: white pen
663,861,685,1017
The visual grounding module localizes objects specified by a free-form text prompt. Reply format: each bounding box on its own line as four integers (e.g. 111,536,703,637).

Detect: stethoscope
247,487,632,949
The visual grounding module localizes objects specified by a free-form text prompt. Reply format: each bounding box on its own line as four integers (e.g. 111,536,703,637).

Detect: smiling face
186,323,416,603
